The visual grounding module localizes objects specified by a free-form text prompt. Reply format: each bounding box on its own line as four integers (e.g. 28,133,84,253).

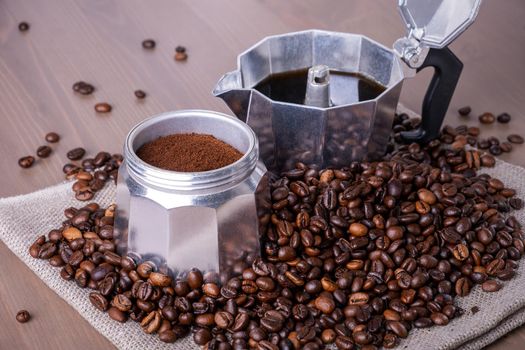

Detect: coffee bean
16,310,30,323
482,280,502,292
36,145,52,158
458,106,471,116
455,277,470,296
479,112,495,124
149,272,172,287
142,39,156,49
18,22,30,32
95,102,112,113
18,156,35,168
215,311,234,329
134,90,146,99
72,81,95,95
43,132,60,144
260,310,285,332
174,46,188,61
194,328,213,345
507,134,524,144
141,310,161,333
314,295,335,314
500,142,513,153
67,147,85,160
159,330,177,343
89,292,109,311
497,113,511,123
489,145,502,156
108,306,128,323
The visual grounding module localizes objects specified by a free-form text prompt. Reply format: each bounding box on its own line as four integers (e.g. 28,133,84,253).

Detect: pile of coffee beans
30,124,524,349
63,151,122,201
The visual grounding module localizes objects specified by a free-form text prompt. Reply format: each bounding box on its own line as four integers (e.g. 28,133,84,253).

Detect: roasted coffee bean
108,306,128,323
159,330,177,343
489,145,502,156
187,268,204,289
36,145,52,158
260,310,285,332
149,272,172,287
497,113,511,123
16,310,30,323
455,277,470,296
479,112,495,124
95,102,112,113
508,134,524,144
89,292,109,311
73,81,95,95
458,106,471,116
141,310,161,334
215,311,234,329
18,156,35,168
194,328,213,345
175,46,188,61
500,142,513,153
75,268,89,288
482,280,502,292
142,39,156,49
314,295,335,314
18,22,30,32
45,132,60,143
67,147,86,160
134,90,147,99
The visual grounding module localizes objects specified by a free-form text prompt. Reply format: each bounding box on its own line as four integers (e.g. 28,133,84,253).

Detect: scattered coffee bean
45,132,60,143
174,46,187,61
458,106,471,116
507,134,524,144
72,81,95,95
479,112,495,124
18,22,30,32
16,310,30,323
497,113,511,123
95,102,112,113
500,142,513,153
67,147,86,160
36,145,52,158
134,90,146,99
142,39,156,49
18,156,35,168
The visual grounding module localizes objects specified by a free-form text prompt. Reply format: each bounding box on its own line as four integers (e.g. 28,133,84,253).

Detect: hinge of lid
393,28,429,69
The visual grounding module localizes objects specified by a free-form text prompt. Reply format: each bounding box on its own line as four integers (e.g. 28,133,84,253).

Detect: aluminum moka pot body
114,110,270,282
213,30,406,173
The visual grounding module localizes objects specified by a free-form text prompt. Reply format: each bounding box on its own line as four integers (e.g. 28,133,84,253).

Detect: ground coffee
136,133,243,172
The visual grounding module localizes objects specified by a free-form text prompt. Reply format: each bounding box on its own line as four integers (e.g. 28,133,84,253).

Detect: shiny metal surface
304,65,331,108
398,0,482,49
114,110,270,281
214,29,404,172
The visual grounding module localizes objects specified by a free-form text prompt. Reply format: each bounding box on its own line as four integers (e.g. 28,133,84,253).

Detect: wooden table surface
0,0,524,349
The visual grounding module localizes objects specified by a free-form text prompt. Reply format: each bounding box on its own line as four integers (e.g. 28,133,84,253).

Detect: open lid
398,0,482,49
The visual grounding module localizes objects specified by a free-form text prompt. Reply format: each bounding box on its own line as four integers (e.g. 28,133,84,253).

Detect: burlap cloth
1,112,525,349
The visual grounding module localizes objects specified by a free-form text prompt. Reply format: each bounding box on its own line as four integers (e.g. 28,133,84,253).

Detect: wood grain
0,0,524,349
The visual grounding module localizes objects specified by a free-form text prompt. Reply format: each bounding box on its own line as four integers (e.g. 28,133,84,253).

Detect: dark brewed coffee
254,68,386,105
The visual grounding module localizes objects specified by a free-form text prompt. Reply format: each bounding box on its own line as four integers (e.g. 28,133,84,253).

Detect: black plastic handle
400,47,463,143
